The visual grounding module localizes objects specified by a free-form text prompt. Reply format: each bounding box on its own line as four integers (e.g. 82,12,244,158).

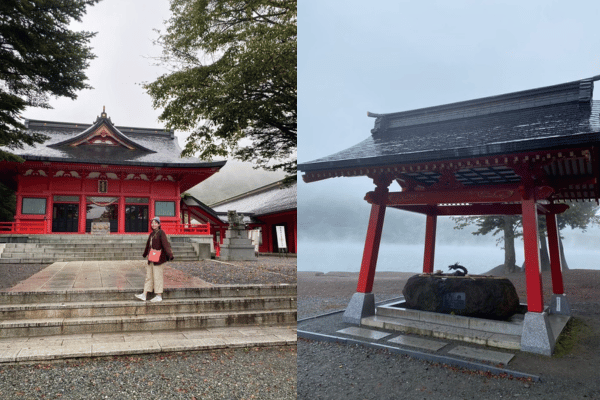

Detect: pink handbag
148,249,162,263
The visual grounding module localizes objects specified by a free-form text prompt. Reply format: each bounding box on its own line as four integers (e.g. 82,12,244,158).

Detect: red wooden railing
0,221,211,235
0,221,46,234
161,222,211,235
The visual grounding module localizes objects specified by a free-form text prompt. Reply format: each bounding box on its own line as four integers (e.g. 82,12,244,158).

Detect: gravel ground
168,257,297,285
0,347,297,399
0,264,49,290
297,269,600,400
0,257,297,399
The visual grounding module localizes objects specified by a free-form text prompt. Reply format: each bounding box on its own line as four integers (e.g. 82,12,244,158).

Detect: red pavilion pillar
344,175,391,324
521,197,544,313
546,213,564,295
423,214,437,273
356,183,389,293
521,196,557,355
546,212,571,315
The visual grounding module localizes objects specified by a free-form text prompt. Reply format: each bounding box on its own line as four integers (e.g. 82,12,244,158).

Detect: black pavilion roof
298,77,600,173
4,110,225,169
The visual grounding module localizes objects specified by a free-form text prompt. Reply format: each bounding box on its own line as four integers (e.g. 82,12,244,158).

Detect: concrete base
190,237,212,260
220,228,256,261
520,311,555,356
342,292,375,324
550,294,572,316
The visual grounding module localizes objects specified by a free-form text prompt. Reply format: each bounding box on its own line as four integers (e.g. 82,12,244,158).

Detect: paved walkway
0,261,296,364
298,304,540,381
0,326,297,363
7,260,212,291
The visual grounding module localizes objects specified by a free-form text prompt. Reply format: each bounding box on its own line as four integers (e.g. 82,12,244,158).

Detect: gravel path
0,257,297,399
168,257,297,285
0,264,49,290
0,347,296,399
297,269,600,400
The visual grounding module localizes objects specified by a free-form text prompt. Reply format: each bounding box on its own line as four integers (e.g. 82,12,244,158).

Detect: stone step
361,314,521,350
376,303,525,336
2,249,197,256
0,256,200,263
5,242,148,247
2,241,191,249
0,296,296,320
3,244,194,250
0,326,297,364
0,285,298,305
0,326,296,363
0,309,297,338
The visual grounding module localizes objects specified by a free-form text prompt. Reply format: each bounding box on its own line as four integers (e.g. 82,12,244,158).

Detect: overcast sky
297,1,600,271
23,0,188,145
298,0,600,221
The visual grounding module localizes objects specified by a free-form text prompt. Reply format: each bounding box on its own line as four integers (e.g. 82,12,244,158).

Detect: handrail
0,221,46,234
0,221,211,235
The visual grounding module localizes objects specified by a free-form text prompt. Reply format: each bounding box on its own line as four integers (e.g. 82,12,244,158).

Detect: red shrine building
299,76,600,355
181,180,297,254
0,108,225,235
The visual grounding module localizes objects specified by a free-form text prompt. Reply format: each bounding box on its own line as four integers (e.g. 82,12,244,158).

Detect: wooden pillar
521,198,544,313
15,193,22,223
118,196,125,233
356,182,389,294
546,213,564,295
149,198,155,220
45,195,53,234
79,195,86,233
423,214,437,273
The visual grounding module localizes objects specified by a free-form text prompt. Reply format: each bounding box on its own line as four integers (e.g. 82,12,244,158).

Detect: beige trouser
143,262,164,294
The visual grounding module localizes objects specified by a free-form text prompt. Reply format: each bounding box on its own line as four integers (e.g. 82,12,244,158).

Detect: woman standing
136,216,174,302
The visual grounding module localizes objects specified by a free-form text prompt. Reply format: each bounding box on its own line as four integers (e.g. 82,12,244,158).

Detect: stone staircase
0,285,297,339
0,235,202,263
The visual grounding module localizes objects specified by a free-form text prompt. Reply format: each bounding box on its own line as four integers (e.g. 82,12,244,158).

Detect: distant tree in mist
452,201,600,274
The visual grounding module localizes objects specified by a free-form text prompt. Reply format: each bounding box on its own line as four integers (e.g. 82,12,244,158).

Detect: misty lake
298,241,600,275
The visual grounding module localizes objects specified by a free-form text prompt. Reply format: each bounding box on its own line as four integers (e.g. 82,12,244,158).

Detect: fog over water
298,240,600,275
298,176,600,274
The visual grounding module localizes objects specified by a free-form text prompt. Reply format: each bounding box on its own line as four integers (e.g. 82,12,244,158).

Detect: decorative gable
49,107,155,153
69,124,136,149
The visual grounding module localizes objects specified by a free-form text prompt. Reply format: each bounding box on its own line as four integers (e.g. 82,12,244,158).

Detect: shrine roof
6,111,225,169
211,180,297,222
299,77,600,174
181,195,223,224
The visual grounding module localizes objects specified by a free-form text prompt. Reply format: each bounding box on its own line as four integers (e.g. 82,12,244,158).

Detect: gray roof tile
299,78,600,172
211,181,297,219
4,117,224,168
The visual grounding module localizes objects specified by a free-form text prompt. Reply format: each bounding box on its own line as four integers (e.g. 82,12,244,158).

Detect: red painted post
79,195,86,233
521,198,544,313
423,214,437,273
45,196,52,233
546,213,565,295
118,196,125,233
357,185,389,294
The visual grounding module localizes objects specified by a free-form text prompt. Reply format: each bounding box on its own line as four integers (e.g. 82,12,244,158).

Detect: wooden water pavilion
298,76,600,355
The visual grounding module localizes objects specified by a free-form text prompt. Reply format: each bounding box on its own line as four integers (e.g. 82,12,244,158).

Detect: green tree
0,0,99,162
453,201,600,274
144,0,297,182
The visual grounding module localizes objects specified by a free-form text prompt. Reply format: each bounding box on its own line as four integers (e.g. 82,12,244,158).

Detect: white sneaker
135,293,146,301
150,294,162,302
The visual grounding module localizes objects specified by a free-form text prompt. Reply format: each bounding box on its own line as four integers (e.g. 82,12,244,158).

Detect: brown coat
142,228,174,265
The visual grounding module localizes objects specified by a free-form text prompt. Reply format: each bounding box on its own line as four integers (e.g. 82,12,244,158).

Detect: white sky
23,0,193,148
298,0,600,214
